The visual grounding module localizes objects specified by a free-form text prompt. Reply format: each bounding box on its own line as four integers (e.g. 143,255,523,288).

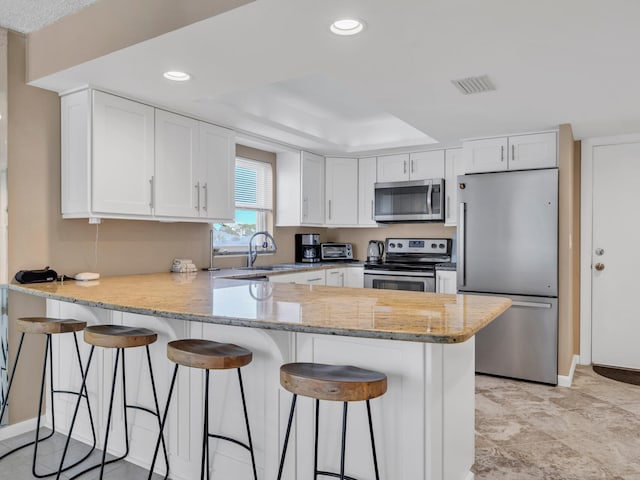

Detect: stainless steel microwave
374,179,445,222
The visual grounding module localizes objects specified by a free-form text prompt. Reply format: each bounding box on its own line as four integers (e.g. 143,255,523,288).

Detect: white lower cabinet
325,268,345,287
269,270,326,285
436,270,457,294
345,266,364,288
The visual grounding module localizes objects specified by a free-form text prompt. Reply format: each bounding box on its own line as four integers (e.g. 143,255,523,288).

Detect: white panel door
92,91,155,215
592,142,640,369
325,157,358,225
301,151,324,225
376,154,409,182
154,110,199,218
358,157,377,226
409,150,445,180
199,121,235,221
508,132,557,170
462,137,507,173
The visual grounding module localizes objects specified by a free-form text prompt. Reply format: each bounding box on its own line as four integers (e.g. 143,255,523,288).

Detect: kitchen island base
40,298,475,480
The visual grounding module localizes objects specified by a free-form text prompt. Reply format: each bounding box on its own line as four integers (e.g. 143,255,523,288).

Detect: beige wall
27,0,253,82
557,124,581,376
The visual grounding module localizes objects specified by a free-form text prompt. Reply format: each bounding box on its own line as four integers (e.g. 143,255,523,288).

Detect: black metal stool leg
0,332,25,426
56,345,95,480
98,348,122,479
366,400,381,480
71,332,97,455
237,368,258,480
276,393,297,480
147,364,179,480
339,402,348,480
31,334,55,477
145,345,170,479
201,369,210,480
314,399,320,480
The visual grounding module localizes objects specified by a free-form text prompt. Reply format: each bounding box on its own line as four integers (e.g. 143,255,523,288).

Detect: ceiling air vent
451,75,496,95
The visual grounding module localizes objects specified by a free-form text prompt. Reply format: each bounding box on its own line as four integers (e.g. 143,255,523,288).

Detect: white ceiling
0,0,98,34
27,0,640,154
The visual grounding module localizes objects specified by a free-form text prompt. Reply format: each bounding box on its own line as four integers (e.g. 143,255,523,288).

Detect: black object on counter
14,266,58,284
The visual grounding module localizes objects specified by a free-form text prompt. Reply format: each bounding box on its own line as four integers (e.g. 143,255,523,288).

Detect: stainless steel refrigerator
457,168,558,385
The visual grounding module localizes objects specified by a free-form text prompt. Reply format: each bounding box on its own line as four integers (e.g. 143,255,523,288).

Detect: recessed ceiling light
163,71,191,82
330,19,365,36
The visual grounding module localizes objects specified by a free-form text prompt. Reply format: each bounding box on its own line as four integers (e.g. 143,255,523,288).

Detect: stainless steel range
364,238,451,292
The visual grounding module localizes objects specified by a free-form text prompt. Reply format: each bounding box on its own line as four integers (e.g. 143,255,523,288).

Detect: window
213,157,273,251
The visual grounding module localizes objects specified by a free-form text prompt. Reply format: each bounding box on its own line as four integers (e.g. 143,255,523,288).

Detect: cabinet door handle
446,196,450,218
404,160,407,174
303,198,308,218
371,200,374,220
195,182,200,211
307,277,323,282
328,200,332,220
500,145,504,162
511,144,515,161
202,183,208,212
411,159,415,173
149,176,154,209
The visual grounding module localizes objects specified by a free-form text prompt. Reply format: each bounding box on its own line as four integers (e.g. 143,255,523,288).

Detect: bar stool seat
277,363,388,480
1,317,96,479
84,325,157,348
16,317,86,334
280,363,387,402
148,339,258,480
167,339,252,370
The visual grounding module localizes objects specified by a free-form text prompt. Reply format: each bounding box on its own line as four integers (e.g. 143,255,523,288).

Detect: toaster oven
320,243,354,261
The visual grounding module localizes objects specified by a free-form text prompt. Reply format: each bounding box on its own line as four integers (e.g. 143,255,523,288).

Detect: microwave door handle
458,202,466,288
426,182,433,215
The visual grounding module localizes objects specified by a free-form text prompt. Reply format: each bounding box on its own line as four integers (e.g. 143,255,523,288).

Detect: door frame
580,133,640,365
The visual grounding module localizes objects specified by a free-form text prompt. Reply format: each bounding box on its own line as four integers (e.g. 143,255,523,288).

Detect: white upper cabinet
376,153,410,182
276,150,325,226
358,157,377,226
61,89,234,223
325,157,358,226
463,132,557,174
377,151,445,183
154,110,199,218
91,91,155,217
508,132,557,171
463,137,508,174
302,151,325,225
199,121,235,221
444,148,463,226
409,150,445,180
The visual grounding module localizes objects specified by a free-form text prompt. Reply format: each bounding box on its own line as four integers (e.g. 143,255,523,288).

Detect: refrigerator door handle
511,301,553,309
458,202,466,288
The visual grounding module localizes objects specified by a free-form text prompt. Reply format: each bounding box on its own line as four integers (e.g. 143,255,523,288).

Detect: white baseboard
557,354,580,387
0,416,45,441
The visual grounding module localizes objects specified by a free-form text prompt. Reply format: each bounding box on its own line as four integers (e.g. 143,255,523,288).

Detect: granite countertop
8,272,510,344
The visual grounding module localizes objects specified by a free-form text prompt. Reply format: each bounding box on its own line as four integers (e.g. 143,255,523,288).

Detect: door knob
595,263,605,271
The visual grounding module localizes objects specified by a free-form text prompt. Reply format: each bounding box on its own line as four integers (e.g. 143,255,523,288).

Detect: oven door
364,270,435,292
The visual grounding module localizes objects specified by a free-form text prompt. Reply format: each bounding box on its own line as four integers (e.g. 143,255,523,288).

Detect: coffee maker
295,233,321,263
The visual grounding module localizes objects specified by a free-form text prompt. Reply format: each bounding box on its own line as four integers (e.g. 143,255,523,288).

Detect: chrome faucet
247,231,277,267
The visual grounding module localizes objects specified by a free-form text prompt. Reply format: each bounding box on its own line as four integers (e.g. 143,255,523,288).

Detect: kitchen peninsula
9,273,510,480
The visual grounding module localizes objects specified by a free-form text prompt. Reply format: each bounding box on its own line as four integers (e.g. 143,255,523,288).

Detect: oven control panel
386,238,450,255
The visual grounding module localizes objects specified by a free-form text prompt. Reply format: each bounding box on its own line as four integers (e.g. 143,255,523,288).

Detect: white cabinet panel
345,266,364,288
508,132,557,170
199,122,235,221
444,148,463,226
462,137,508,174
358,157,377,226
92,91,155,216
325,158,358,226
269,270,326,285
325,268,345,287
276,151,325,226
409,150,445,180
377,154,409,182
436,270,457,294
302,152,325,225
154,110,199,218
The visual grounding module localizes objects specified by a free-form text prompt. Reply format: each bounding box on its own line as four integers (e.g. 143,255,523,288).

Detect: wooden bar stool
276,363,388,480
56,325,169,480
147,339,258,480
0,317,97,478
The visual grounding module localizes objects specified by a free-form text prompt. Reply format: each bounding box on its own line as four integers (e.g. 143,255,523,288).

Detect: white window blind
235,158,273,211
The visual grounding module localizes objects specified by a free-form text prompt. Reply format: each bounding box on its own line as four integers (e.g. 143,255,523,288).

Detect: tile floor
1,365,638,479
473,366,640,479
